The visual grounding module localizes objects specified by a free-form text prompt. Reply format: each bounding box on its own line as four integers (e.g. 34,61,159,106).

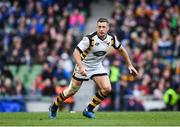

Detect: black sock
53,103,58,109
87,104,95,112
86,91,107,112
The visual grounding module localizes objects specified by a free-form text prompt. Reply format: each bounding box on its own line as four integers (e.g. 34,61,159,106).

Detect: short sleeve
76,37,90,53
112,35,122,49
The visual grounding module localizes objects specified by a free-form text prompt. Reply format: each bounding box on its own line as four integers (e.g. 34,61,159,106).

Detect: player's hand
128,65,138,75
78,64,87,76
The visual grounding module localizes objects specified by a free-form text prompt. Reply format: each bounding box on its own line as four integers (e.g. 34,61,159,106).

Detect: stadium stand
0,0,179,112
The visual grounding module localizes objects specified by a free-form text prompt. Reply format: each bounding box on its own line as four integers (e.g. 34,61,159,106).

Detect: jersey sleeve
76,37,90,53
112,35,122,49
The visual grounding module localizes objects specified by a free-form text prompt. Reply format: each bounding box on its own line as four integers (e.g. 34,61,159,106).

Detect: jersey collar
97,33,107,41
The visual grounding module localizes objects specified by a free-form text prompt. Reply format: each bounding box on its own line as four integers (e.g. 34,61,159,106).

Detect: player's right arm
73,37,90,76
73,49,87,76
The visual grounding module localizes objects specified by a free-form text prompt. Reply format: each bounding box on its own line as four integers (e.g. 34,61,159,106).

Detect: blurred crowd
106,0,180,111
0,0,91,97
0,0,180,111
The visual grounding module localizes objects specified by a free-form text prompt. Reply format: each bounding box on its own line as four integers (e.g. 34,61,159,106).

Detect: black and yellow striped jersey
76,32,121,68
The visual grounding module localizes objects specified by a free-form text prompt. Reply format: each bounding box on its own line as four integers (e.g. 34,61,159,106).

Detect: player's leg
83,75,112,118
49,78,83,119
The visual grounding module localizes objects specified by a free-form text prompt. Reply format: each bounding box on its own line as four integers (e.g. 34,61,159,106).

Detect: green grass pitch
0,112,180,126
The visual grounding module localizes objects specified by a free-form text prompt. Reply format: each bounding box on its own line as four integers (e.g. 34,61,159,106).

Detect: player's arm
118,46,138,75
73,49,87,76
73,37,89,76
112,35,138,75
73,49,83,68
118,46,132,67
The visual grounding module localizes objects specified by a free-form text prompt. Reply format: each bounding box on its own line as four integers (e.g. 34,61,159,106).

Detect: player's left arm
112,35,138,75
118,46,138,75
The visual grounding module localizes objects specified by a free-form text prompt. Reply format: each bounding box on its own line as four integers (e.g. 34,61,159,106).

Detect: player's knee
69,88,78,95
102,86,112,94
63,82,80,97
64,88,76,97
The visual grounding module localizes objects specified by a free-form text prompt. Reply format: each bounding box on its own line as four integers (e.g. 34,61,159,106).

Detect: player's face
96,22,109,38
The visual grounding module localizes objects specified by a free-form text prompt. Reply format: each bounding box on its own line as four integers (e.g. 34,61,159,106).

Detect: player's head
96,18,109,38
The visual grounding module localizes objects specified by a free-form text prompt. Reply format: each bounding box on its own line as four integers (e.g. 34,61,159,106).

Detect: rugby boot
82,108,95,118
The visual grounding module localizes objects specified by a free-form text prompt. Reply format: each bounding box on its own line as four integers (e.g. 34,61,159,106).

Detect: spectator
163,86,179,111
2,78,16,96
42,78,55,96
69,8,85,34
14,77,26,96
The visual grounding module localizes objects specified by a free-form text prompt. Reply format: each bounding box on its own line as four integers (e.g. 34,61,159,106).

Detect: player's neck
97,34,107,41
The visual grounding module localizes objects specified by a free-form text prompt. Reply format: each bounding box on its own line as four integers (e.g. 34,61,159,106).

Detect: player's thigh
92,75,112,92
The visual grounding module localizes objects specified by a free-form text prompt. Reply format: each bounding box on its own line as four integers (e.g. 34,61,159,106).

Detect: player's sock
51,102,58,109
87,91,108,111
54,92,66,106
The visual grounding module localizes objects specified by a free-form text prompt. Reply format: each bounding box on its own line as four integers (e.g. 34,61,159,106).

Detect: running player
49,18,138,119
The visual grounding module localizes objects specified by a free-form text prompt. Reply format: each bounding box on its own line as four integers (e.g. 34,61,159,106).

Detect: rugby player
49,18,138,119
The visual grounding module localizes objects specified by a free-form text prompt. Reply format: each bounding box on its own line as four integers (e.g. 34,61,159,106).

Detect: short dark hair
97,18,109,24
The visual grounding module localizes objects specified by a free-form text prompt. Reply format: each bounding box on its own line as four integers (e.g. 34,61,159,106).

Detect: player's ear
96,24,98,31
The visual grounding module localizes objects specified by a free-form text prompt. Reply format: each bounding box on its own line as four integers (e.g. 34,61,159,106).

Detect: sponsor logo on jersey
104,41,110,46
93,51,106,57
95,42,100,46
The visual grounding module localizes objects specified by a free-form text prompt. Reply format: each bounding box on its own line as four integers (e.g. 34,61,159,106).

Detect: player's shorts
72,64,108,81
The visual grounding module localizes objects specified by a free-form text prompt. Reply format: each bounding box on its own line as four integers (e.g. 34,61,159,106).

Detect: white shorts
72,64,108,81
